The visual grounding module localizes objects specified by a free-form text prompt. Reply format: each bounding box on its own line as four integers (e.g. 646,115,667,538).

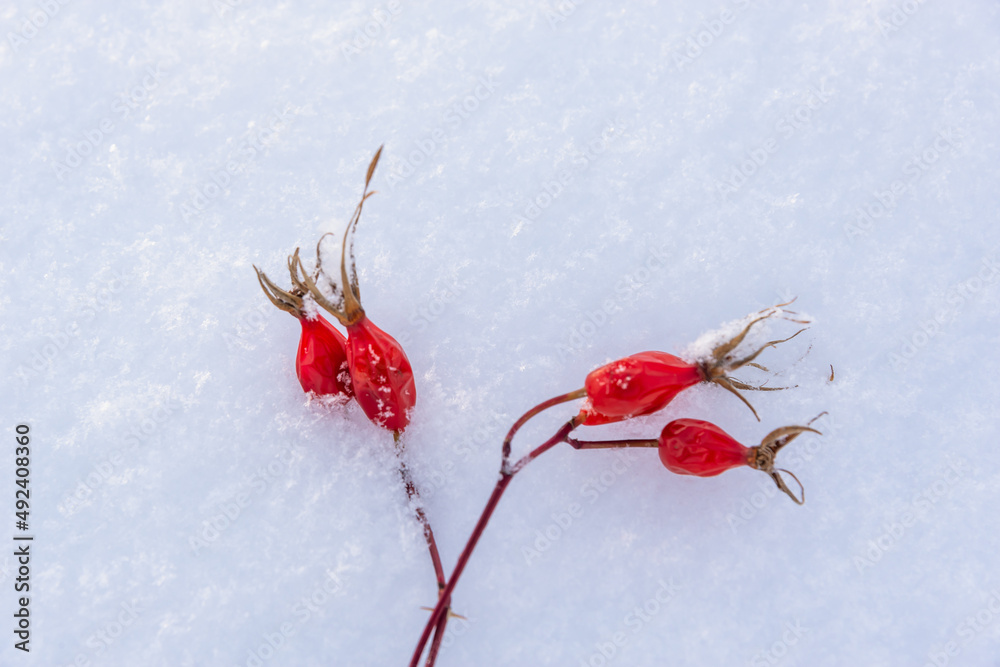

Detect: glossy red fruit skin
296,316,353,397
578,351,704,426
346,315,416,432
658,419,750,477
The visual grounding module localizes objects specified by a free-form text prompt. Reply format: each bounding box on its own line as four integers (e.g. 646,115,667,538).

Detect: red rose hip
576,302,808,424
346,316,416,432
578,351,703,426
292,146,417,433
296,315,352,397
656,418,820,503
658,418,750,477
254,265,352,398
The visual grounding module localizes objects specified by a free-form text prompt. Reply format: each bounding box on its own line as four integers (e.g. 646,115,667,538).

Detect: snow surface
3,1,1000,665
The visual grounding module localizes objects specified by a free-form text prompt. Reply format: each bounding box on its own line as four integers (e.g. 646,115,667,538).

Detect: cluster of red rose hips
255,148,822,667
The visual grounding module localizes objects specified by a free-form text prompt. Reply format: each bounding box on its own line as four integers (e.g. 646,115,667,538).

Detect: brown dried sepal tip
254,263,306,319
747,413,826,504
698,299,810,420
290,146,384,328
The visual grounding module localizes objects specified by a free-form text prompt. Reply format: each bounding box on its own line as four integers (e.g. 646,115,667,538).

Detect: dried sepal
757,424,821,457
254,264,304,317
698,300,810,420
340,189,377,312
712,375,763,421
748,416,824,504
287,250,320,297
297,147,383,327
725,328,807,372
308,240,348,313
725,378,786,392
769,469,805,505
365,145,383,188
291,246,354,326
708,299,806,360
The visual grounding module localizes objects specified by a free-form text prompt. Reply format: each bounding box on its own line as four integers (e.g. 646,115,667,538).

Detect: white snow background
2,1,1000,665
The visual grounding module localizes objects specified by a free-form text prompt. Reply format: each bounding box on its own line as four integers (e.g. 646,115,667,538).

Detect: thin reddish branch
394,432,451,663
501,389,585,466
424,604,450,666
397,459,447,585
411,418,578,667
564,436,659,450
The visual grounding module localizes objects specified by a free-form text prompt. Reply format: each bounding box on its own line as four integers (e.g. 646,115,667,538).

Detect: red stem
424,603,450,666
501,389,585,466
564,436,659,450
394,432,450,662
410,418,577,667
